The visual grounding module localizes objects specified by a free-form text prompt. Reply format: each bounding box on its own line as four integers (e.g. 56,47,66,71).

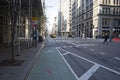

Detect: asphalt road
28,37,120,80
51,37,120,80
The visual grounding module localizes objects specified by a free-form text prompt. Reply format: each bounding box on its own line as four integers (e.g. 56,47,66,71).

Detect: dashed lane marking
56,47,79,80
69,46,73,48
78,64,100,80
63,52,69,56
63,46,67,48
75,45,79,47
67,42,96,47
61,46,73,48
91,49,95,51
114,57,120,61
99,52,105,55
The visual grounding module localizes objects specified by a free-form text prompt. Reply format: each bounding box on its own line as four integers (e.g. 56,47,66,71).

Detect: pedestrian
103,33,109,44
32,27,38,47
68,33,72,37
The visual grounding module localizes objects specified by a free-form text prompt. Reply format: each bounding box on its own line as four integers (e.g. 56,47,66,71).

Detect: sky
45,0,59,34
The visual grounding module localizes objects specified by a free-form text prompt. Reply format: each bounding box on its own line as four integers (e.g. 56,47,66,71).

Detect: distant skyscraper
52,17,57,34
58,0,72,36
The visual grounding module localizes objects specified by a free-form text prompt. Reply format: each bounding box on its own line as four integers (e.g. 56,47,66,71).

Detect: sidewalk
0,42,44,80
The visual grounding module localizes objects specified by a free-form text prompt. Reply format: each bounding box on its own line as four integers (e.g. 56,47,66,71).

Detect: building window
116,0,119,5
104,8,111,14
105,0,107,4
102,18,110,25
86,6,89,11
108,0,110,4
86,0,89,5
86,13,89,18
116,8,118,15
114,0,115,4
103,8,104,14
105,8,107,14
90,11,93,17
82,16,84,20
102,0,111,4
90,3,93,9
113,19,120,26
102,0,104,4
113,8,115,14
108,8,111,14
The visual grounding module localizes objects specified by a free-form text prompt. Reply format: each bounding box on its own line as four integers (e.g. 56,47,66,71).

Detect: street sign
32,17,38,28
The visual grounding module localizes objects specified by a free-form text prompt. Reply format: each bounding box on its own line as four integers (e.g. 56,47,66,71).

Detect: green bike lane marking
27,47,76,80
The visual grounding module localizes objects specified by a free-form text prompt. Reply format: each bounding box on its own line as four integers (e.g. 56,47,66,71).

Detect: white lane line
78,64,100,80
65,41,79,46
56,47,60,48
75,45,79,47
91,49,95,51
69,46,72,47
63,52,69,56
69,52,120,76
63,46,67,48
99,52,105,55
60,48,120,76
56,47,79,80
57,49,120,80
114,57,120,61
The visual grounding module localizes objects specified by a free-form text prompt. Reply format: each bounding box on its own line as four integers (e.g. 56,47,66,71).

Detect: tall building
52,17,57,34
58,0,72,37
71,0,120,38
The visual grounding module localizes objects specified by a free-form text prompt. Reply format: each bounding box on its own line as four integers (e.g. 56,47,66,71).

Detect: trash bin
39,36,43,42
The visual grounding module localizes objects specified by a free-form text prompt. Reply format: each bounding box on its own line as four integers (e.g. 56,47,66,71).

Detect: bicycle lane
27,46,76,80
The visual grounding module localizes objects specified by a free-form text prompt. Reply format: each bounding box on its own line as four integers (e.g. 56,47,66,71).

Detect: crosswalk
47,37,102,45
46,37,99,47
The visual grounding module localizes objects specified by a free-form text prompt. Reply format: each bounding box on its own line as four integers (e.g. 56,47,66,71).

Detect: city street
1,0,120,80
27,37,120,80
